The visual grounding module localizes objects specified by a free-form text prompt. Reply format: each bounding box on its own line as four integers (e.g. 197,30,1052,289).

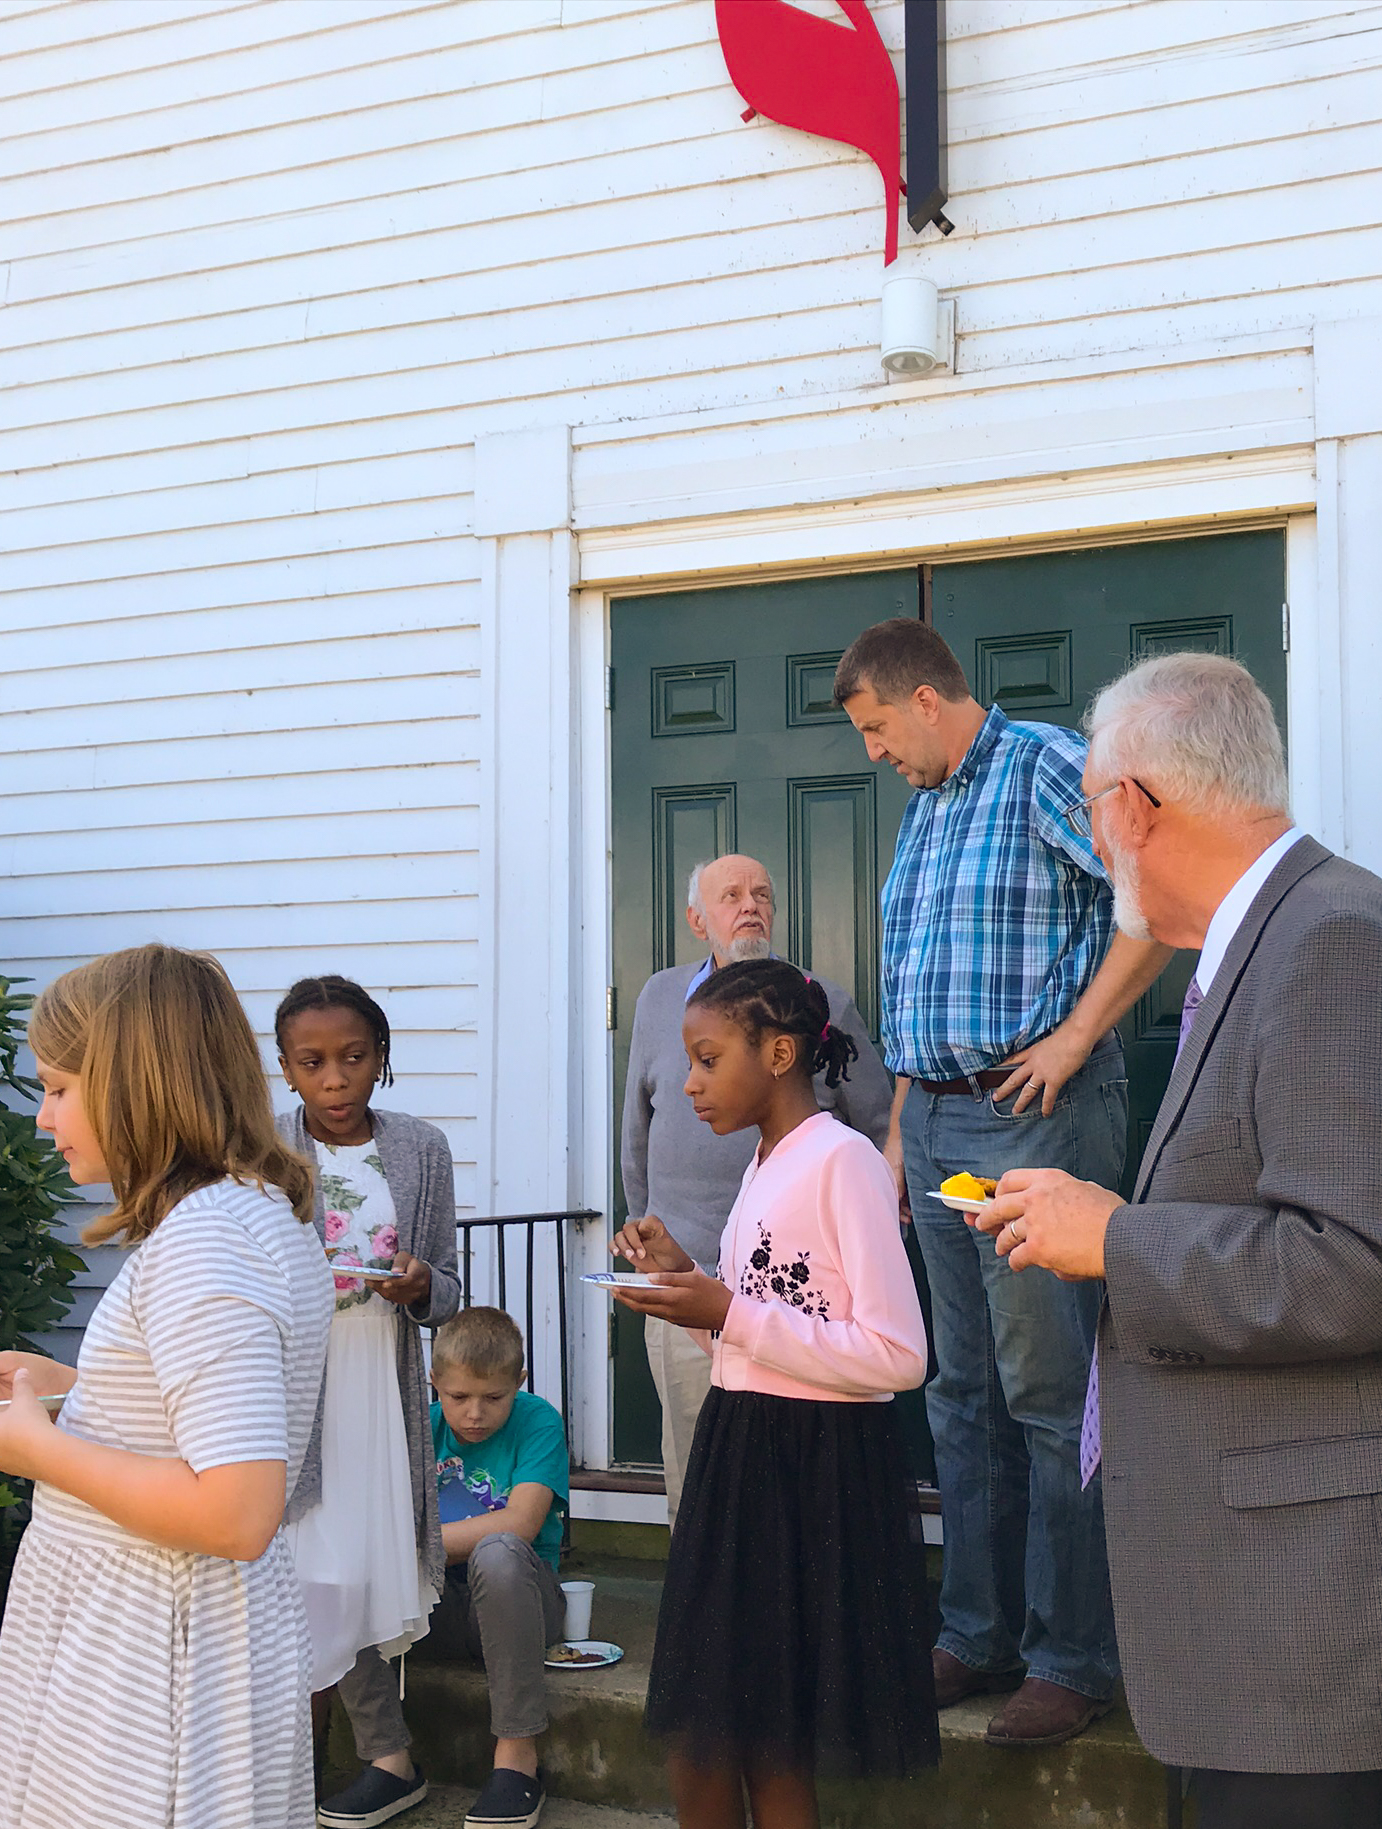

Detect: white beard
726,935,771,963
1104,831,1153,942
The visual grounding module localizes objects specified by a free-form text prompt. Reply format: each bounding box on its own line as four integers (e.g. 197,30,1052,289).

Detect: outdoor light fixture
880,273,953,376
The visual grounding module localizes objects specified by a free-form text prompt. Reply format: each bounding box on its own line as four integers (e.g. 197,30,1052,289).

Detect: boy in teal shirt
321,1306,569,1829
429,1308,569,1829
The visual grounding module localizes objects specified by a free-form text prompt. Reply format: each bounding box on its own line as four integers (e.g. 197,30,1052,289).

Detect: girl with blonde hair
0,943,334,1829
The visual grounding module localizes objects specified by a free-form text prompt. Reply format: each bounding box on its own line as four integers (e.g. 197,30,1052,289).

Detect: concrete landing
407,1788,670,1827
327,1557,1169,1829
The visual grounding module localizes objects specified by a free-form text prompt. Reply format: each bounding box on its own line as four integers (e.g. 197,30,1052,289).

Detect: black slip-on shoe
464,1766,546,1829
317,1763,428,1827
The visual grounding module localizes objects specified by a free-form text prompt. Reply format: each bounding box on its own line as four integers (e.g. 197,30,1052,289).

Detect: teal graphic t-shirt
431,1389,570,1571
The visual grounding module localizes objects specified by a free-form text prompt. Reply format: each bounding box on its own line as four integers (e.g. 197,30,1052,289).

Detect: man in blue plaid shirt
837,620,1171,1750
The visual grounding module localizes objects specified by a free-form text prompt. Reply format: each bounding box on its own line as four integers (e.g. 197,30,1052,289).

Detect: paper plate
545,1639,624,1670
926,1190,994,1214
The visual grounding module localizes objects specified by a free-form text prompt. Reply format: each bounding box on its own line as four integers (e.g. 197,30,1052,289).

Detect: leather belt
916,1068,1012,1097
913,1030,1119,1098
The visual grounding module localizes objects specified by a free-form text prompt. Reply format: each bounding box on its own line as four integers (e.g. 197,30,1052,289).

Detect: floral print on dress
319,1149,398,1311
734,1226,831,1318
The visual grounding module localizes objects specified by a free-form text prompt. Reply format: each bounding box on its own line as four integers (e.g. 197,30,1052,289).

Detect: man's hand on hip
994,1022,1094,1116
975,1168,1121,1280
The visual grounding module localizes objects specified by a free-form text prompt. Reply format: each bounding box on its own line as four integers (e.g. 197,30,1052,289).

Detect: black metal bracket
904,0,954,237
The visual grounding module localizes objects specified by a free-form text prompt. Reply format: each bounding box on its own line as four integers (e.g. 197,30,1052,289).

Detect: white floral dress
285,1140,437,1691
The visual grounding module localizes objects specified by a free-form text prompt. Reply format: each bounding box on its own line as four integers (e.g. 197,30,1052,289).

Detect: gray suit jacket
279,1105,460,1595
1102,835,1382,1772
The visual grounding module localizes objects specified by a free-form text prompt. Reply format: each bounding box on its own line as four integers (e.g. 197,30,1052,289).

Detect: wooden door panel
1131,615,1233,661
974,630,1073,715
788,773,880,1039
651,661,736,737
787,649,854,727
652,785,737,974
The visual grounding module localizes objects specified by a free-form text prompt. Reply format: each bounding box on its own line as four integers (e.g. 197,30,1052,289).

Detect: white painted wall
4,0,1382,1452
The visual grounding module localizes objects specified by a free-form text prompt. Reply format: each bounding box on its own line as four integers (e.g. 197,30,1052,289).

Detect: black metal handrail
457,1209,599,1437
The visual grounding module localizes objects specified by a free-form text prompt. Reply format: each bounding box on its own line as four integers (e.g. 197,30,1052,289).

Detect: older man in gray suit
978,650,1382,1828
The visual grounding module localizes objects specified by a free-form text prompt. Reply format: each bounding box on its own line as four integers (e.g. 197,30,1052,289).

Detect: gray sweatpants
338,1532,566,1757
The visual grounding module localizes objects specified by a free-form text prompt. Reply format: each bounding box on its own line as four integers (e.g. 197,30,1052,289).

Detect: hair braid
688,958,858,1087
273,974,394,1086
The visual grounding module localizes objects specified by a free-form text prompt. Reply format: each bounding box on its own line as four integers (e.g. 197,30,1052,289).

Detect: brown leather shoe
932,1646,1025,1710
984,1676,1113,1747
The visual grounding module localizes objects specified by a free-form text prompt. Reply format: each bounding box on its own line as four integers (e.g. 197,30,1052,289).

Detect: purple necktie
1080,974,1205,1488
1176,974,1205,1063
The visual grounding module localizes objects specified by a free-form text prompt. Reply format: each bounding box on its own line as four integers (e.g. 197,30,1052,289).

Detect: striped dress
0,1178,334,1829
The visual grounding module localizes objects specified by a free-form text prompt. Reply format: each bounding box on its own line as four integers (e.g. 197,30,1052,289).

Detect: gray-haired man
979,652,1382,1829
620,852,892,1524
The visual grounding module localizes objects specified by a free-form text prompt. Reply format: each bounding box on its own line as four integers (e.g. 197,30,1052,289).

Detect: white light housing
880,274,952,376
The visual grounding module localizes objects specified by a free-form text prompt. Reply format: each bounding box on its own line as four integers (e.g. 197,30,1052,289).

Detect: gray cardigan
279,1104,461,1596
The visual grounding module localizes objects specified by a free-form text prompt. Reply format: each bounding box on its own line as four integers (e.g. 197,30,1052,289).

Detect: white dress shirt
1195,827,1303,996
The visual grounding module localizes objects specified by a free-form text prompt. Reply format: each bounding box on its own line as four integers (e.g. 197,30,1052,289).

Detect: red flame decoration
714,0,902,265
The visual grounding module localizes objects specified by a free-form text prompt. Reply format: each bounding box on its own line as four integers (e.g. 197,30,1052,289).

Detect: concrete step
405,1787,670,1827
327,1557,1170,1829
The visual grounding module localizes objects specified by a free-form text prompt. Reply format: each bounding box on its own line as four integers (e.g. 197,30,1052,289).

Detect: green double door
610,530,1287,1465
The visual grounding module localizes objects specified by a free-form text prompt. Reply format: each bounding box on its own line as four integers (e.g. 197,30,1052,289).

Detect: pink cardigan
705,1110,929,1403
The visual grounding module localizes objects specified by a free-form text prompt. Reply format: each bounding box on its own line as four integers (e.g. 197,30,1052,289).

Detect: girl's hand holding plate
374,1251,432,1307
611,1267,733,1332
0,1369,57,1479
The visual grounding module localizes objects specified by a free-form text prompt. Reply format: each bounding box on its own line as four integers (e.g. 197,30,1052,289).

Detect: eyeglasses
1061,778,1162,839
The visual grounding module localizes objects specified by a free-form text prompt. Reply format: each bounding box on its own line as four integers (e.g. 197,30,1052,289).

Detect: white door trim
579,449,1315,593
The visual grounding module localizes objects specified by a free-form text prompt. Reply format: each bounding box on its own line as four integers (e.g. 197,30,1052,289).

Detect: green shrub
0,975,83,1572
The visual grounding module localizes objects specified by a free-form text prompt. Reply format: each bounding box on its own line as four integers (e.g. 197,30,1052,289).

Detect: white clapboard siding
2,370,484,1390
5,807,478,878
4,633,476,728
0,763,479,843
2,587,472,675
4,0,1382,469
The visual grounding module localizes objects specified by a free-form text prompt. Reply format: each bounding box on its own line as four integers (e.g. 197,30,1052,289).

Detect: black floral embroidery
736,1226,831,1318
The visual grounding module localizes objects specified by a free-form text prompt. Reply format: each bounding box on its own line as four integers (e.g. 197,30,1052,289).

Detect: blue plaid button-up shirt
880,705,1114,1080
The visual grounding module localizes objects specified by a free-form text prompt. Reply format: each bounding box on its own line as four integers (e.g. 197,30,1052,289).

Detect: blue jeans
899,1039,1125,1700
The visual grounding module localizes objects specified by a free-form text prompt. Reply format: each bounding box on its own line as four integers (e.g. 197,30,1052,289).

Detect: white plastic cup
561,1579,594,1642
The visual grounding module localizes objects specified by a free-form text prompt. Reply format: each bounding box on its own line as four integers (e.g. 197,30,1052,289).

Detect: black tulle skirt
644,1387,940,1780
